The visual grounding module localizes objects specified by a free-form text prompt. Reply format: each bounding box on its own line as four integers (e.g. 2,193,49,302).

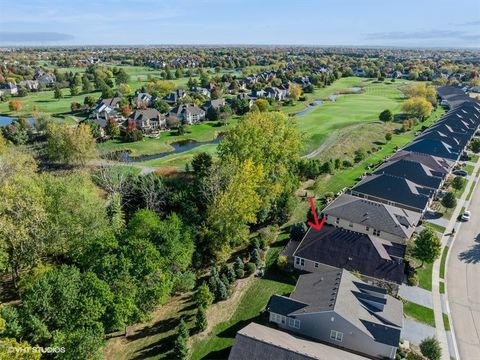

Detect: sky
0,0,479,47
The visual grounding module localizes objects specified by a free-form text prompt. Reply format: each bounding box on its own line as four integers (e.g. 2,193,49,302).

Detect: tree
195,283,214,308
153,99,170,113
82,75,93,93
54,87,63,99
385,132,392,141
470,139,480,153
46,122,97,165
118,83,132,97
254,98,271,112
420,337,441,360
0,132,6,154
233,257,244,271
105,118,120,137
115,68,130,85
402,96,433,120
441,191,457,209
195,306,207,333
250,248,261,267
403,83,437,105
191,152,213,177
84,95,97,108
8,100,22,112
69,83,79,96
452,176,465,190
354,149,367,163
289,83,302,101
379,109,393,122
173,319,189,360
413,227,442,267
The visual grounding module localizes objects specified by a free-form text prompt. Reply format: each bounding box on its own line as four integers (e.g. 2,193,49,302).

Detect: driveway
447,180,480,360
401,319,436,345
399,285,433,309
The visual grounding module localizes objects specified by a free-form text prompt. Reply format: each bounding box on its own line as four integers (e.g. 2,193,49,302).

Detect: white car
461,211,471,221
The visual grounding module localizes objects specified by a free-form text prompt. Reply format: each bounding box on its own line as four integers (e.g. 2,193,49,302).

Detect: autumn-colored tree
403,83,437,105
8,100,22,112
120,105,132,117
254,98,271,112
288,83,302,101
402,96,433,120
145,80,176,97
106,117,120,137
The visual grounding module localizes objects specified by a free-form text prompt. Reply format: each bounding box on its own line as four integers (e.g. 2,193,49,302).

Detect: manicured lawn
467,183,476,201
443,313,451,331
403,301,436,327
470,154,479,163
439,281,445,294
190,234,297,359
439,246,449,280
314,107,445,194
425,222,446,235
416,262,433,291
465,164,475,175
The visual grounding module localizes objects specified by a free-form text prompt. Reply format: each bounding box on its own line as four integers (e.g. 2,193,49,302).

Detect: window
295,257,300,265
336,217,340,224
300,258,305,267
365,226,369,231
373,229,381,236
271,313,286,324
288,318,300,329
314,262,319,268
330,330,344,342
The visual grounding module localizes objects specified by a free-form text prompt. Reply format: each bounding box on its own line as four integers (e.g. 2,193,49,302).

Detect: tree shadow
458,236,480,264
131,333,177,360
198,347,231,359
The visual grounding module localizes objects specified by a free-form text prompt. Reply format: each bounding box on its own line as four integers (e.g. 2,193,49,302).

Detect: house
92,97,122,127
202,98,225,112
267,269,403,359
373,159,444,190
388,150,453,175
190,87,211,98
229,322,368,360
135,92,153,107
323,193,420,244
436,86,472,109
402,138,460,161
127,108,166,132
0,82,18,95
18,80,39,91
163,89,186,105
291,225,405,284
264,87,288,101
350,173,433,213
34,70,56,85
170,103,205,124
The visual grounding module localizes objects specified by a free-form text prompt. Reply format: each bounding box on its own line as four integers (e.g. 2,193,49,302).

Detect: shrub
220,273,230,288
172,271,196,293
233,257,244,271
226,266,236,283
441,192,456,209
216,280,228,301
324,192,335,200
407,272,419,286
385,132,392,141
354,149,367,163
379,109,393,122
235,268,245,279
195,306,207,333
245,262,257,274
452,176,465,190
420,337,441,360
250,248,261,267
258,227,277,247
277,255,288,269
342,160,353,168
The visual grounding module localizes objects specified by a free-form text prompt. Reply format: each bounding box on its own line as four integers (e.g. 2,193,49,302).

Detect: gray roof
293,226,406,284
323,193,420,239
269,269,403,347
171,103,205,116
402,137,459,160
351,173,432,212
374,159,444,190
128,108,162,121
389,150,453,174
229,322,368,360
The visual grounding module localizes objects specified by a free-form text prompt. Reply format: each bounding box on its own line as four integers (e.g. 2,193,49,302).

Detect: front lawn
416,262,433,291
403,301,435,327
439,246,449,280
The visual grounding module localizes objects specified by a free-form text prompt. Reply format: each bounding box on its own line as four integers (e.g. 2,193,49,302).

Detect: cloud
365,29,480,42
0,32,74,43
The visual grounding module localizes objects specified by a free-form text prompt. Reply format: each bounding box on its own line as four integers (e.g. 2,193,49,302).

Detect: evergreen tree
195,306,207,333
173,319,189,360
233,257,244,271
250,248,261,267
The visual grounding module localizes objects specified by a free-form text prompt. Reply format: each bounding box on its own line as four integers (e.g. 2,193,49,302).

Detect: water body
0,115,35,126
296,100,323,117
114,135,224,163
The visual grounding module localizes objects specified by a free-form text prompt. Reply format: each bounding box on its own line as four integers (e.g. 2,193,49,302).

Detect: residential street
448,177,480,360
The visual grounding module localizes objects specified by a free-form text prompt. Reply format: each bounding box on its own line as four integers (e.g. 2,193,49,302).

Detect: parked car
453,169,468,177
461,211,471,221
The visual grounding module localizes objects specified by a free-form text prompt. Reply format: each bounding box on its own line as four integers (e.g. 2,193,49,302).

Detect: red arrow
307,196,325,231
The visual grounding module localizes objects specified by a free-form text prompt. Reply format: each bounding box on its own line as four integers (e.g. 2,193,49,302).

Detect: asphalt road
448,180,480,360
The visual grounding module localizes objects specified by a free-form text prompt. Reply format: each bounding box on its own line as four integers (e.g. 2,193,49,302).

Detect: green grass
465,164,475,175
466,182,476,201
190,234,296,359
403,301,436,327
425,222,446,235
314,107,445,194
439,281,445,294
470,154,479,163
443,313,451,331
439,246,449,280
416,262,433,291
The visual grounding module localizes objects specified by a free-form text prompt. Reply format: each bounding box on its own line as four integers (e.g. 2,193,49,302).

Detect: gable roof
389,150,453,174
171,103,205,116
323,193,420,239
229,323,369,360
351,173,432,212
101,97,121,108
402,137,459,160
269,269,403,347
373,159,443,190
128,108,162,121
293,226,406,284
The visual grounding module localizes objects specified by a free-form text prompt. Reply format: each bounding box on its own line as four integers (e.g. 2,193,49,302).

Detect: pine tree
250,248,261,267
233,257,244,271
108,192,125,235
195,306,207,333
173,319,189,360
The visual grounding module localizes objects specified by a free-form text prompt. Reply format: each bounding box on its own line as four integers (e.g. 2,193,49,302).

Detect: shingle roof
293,226,406,283
268,295,308,316
323,193,420,239
128,108,162,121
374,159,443,190
389,150,453,174
274,269,403,347
402,137,459,160
229,322,369,360
351,173,432,212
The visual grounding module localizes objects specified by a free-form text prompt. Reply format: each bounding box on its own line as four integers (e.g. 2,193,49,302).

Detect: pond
0,115,35,126
111,135,224,163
